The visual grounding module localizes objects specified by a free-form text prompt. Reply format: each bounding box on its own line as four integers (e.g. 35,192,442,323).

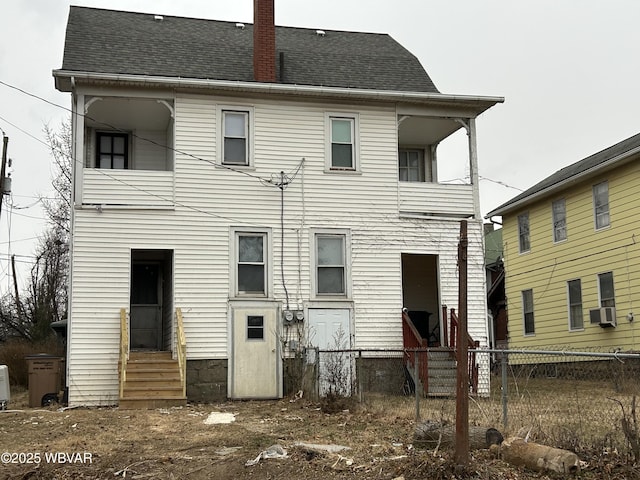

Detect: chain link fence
297,347,640,458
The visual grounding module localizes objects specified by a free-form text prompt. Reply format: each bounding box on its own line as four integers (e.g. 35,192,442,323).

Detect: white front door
230,307,281,399
308,308,351,396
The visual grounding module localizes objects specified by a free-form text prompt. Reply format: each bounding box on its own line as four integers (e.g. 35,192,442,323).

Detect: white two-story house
53,2,502,407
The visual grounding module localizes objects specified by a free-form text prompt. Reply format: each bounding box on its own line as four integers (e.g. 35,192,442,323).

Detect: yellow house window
522,289,534,335
518,213,530,253
552,199,567,242
567,279,583,330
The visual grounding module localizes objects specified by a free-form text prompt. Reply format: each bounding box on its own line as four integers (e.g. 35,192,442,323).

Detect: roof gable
59,6,439,93
487,132,640,217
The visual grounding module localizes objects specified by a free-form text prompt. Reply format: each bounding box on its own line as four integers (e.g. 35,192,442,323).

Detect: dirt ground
1,389,639,480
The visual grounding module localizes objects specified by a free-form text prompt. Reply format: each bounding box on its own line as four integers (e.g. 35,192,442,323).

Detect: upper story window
552,199,567,242
223,110,249,166
522,289,535,335
567,279,583,330
398,149,425,182
326,113,359,172
593,181,610,230
518,212,530,253
97,132,128,169
236,232,267,296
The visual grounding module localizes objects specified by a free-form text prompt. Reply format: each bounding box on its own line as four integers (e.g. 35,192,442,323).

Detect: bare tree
0,120,71,341
42,119,72,235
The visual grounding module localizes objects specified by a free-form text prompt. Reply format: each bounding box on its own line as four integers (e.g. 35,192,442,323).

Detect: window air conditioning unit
589,307,616,328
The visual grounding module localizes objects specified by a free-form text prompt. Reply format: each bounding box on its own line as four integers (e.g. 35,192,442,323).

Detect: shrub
0,336,64,387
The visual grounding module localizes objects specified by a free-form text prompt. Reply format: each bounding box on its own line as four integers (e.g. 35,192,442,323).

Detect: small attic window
154,15,164,22
316,30,326,37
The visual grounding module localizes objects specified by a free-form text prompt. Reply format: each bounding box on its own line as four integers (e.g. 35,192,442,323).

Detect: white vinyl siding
66,93,489,405
82,169,175,207
398,183,474,217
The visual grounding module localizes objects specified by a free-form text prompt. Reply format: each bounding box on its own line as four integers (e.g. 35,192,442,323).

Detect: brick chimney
253,0,276,82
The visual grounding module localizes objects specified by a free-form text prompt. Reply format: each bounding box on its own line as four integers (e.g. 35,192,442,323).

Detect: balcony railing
399,182,474,217
83,169,174,208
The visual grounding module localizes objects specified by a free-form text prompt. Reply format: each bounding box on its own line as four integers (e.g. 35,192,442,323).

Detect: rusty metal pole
455,220,469,466
0,135,8,219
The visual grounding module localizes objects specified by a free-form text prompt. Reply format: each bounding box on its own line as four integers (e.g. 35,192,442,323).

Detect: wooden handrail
119,308,129,399
402,310,429,394
176,308,187,398
402,310,427,349
447,307,479,395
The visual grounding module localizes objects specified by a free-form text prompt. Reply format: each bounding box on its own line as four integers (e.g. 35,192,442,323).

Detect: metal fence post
316,347,320,400
501,351,508,429
358,350,363,404
415,349,420,421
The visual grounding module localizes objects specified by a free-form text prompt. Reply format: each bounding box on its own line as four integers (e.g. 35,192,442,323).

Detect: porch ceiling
398,116,462,146
85,97,172,130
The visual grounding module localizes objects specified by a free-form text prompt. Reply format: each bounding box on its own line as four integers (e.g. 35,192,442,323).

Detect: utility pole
455,220,469,466
0,135,8,219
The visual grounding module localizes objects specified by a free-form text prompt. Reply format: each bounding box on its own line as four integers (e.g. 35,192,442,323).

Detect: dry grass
2,388,639,479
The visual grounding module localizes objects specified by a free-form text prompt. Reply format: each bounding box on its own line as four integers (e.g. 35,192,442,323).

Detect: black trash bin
25,354,63,407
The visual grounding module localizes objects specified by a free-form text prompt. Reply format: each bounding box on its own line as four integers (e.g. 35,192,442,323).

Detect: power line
0,79,280,186
479,175,524,192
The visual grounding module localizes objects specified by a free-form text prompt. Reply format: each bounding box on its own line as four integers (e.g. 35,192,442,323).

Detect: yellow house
486,133,640,350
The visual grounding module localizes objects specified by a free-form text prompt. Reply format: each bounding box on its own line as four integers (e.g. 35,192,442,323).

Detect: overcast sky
1,0,639,294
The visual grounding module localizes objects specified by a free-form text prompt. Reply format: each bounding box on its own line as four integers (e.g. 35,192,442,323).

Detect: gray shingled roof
487,132,640,217
58,6,439,93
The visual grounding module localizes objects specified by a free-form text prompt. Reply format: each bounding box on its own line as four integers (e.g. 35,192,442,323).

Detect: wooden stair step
120,351,185,409
119,397,187,409
128,351,173,360
122,388,184,398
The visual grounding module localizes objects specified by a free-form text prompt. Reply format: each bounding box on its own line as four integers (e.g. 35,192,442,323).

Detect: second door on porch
130,263,162,350
401,253,441,346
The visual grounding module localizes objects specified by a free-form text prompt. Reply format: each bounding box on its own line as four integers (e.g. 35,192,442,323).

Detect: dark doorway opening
130,250,173,351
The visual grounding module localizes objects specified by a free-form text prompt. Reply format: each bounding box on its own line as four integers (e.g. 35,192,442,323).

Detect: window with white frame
522,289,535,335
552,199,567,242
236,232,267,296
398,149,425,182
593,181,610,229
314,233,348,296
518,212,530,253
222,110,250,166
97,132,128,169
567,279,583,330
327,115,357,170
598,271,615,308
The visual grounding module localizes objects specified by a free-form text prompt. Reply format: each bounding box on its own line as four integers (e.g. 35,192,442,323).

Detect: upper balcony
77,96,175,209
396,112,479,219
